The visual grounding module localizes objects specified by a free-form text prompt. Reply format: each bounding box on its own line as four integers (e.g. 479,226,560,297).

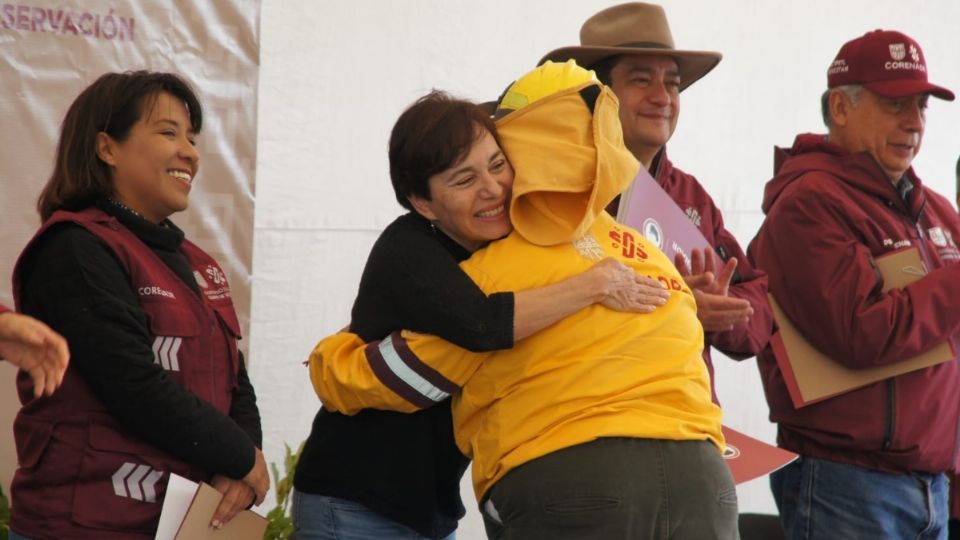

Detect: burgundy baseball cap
827,29,954,101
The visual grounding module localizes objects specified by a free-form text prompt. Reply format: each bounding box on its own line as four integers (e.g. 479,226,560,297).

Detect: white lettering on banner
138,286,176,299
111,462,164,503
0,4,135,41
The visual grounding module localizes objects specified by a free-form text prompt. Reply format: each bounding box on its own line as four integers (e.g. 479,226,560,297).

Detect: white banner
0,0,260,495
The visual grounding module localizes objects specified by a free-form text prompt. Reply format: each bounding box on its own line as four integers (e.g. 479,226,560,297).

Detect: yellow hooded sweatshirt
310,82,723,501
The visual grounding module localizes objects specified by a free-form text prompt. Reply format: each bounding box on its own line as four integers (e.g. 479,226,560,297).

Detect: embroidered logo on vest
111,462,164,503
152,336,182,371
200,265,232,301
205,265,227,286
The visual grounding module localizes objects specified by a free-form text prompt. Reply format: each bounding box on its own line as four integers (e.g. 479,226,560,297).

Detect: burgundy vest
10,208,243,540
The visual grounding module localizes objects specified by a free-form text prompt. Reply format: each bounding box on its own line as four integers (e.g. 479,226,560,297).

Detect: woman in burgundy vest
8,71,268,540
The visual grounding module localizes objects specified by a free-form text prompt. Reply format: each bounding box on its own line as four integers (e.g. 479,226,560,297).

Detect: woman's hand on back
591,258,669,313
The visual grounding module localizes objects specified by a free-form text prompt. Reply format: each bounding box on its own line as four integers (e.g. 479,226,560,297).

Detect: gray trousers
480,437,739,540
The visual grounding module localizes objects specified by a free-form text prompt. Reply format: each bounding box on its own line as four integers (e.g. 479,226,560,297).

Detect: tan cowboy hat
539,2,722,92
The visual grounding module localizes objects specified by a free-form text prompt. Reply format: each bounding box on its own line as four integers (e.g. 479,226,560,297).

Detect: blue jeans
771,456,948,540
9,532,33,540
291,490,456,540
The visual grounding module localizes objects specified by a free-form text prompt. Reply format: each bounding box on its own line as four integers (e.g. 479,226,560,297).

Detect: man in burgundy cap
748,29,960,538
540,3,774,404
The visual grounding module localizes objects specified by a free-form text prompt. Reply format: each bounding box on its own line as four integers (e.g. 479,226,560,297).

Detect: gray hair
821,84,865,128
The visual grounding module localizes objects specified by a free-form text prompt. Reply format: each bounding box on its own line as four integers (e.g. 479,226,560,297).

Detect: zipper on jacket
913,222,934,273
882,379,896,450
876,190,916,452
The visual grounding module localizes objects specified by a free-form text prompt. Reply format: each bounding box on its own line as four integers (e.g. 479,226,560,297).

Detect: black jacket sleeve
18,223,257,479
230,351,262,448
351,216,515,352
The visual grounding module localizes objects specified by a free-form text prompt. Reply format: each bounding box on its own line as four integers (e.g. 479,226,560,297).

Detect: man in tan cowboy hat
541,2,774,402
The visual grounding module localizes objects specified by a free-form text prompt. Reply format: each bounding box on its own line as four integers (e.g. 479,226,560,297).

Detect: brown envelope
173,482,268,540
769,246,955,408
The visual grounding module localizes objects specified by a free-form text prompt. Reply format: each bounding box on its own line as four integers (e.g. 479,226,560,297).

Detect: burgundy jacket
748,133,960,477
610,149,774,401
11,208,244,539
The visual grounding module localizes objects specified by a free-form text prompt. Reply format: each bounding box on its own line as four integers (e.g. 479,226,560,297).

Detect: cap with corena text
827,29,954,101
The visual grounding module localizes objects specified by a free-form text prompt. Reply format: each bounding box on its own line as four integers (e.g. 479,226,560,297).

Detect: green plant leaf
262,440,305,539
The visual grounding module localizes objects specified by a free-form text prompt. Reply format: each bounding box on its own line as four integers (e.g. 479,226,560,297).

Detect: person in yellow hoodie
310,61,737,539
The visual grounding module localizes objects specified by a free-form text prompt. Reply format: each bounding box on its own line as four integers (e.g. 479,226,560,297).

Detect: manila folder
769,246,955,408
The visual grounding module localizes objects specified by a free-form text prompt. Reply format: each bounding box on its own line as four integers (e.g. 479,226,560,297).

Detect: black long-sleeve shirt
294,212,514,539
17,202,261,480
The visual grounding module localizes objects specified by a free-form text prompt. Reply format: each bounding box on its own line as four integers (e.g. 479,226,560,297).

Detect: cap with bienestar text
827,29,954,101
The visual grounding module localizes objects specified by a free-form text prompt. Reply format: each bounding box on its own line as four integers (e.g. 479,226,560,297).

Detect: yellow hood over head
495,61,640,246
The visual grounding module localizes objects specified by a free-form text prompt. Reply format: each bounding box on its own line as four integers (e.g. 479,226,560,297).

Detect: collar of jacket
764,133,926,218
